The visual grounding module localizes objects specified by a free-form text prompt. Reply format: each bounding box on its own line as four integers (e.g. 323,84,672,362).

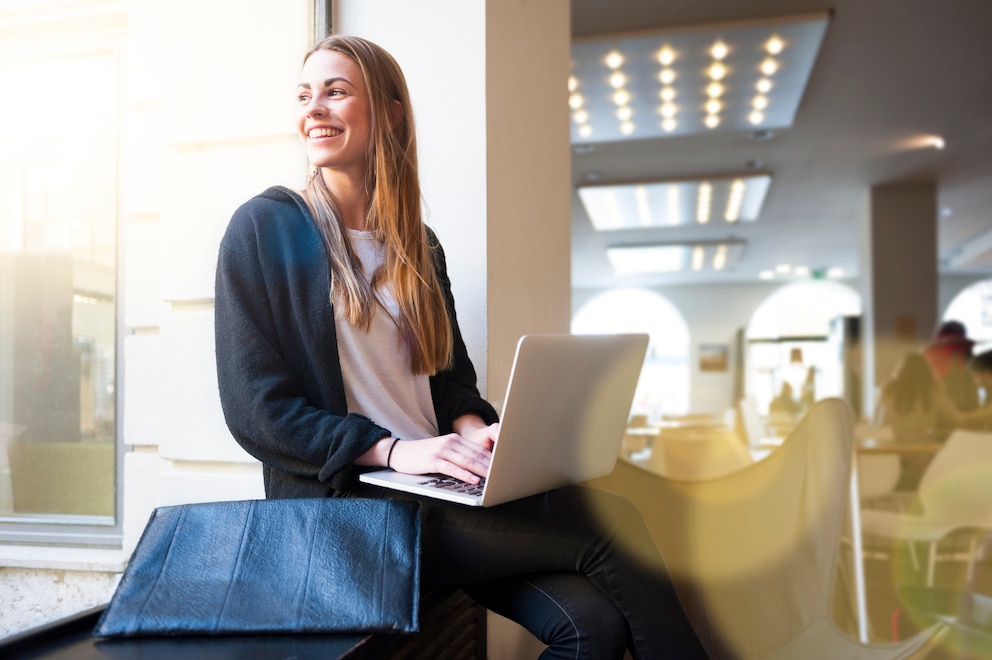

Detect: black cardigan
214,186,498,499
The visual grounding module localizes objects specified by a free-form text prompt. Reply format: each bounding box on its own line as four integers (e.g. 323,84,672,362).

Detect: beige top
335,229,439,442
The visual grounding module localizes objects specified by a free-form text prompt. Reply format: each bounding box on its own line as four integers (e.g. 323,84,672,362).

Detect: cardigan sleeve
427,230,500,432
214,195,390,491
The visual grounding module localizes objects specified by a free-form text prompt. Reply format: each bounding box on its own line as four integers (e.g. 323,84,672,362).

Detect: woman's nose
306,98,327,117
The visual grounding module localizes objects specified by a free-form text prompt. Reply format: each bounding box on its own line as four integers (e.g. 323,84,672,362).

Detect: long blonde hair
302,35,452,375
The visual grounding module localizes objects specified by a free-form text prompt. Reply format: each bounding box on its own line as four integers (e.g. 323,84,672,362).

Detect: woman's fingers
388,433,492,482
434,434,491,482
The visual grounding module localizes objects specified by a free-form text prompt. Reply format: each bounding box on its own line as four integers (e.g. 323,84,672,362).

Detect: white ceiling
569,0,992,289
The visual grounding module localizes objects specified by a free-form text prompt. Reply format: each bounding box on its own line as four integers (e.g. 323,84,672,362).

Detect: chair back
590,398,855,659
736,395,766,446
917,430,992,527
658,427,753,480
858,453,901,500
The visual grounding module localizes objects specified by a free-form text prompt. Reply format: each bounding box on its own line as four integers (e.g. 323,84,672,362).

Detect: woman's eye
328,89,346,97
297,93,311,103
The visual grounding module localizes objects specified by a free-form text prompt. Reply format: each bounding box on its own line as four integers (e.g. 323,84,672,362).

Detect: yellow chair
589,399,943,659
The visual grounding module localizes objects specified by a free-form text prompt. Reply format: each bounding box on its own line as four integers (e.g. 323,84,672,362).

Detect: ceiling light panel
569,13,828,143
607,241,746,275
578,174,771,231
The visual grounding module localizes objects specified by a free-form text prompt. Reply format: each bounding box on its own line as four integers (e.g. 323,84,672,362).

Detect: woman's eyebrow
297,77,353,90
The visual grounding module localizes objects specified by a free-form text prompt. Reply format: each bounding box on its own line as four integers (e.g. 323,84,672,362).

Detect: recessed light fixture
757,264,816,280
607,240,746,275
707,62,728,80
609,71,627,89
930,136,946,150
569,12,828,142
579,173,772,231
612,89,631,106
657,46,676,66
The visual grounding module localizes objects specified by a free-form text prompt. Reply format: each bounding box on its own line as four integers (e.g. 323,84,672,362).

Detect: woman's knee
466,573,628,660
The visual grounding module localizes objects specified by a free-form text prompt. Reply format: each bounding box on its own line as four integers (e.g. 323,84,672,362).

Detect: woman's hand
388,433,492,484
453,414,500,452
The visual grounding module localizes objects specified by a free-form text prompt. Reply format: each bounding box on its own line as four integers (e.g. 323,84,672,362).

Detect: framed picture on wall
699,344,729,372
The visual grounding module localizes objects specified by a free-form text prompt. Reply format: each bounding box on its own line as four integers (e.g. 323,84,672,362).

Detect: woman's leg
464,572,628,660
348,481,707,659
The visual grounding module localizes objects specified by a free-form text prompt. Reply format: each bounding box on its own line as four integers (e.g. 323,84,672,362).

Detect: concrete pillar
859,182,938,415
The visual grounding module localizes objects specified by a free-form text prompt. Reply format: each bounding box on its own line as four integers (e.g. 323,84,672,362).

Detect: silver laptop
359,333,649,506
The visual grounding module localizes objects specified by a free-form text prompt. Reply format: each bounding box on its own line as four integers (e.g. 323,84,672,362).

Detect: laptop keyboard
419,476,486,497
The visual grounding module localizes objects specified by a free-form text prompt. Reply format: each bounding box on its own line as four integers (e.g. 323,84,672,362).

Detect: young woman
874,352,963,489
875,353,962,444
215,35,705,659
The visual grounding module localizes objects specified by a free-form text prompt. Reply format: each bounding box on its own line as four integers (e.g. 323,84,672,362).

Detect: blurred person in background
924,320,979,412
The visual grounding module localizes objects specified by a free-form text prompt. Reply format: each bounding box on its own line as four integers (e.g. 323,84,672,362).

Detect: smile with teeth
308,127,342,139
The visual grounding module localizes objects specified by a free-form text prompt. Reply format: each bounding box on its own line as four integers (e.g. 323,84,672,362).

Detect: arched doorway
746,281,862,414
943,278,992,353
572,288,690,420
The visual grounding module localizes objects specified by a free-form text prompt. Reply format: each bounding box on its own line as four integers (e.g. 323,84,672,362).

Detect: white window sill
0,545,128,573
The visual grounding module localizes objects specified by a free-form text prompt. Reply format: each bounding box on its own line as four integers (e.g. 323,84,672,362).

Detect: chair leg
907,540,920,572
926,541,937,586
965,536,978,583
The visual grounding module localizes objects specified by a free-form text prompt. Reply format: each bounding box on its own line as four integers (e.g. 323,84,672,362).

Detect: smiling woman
213,35,707,660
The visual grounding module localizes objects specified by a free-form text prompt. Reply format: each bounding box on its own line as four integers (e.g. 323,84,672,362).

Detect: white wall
118,0,316,554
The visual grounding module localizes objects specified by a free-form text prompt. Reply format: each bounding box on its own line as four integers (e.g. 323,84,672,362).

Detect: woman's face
297,49,373,178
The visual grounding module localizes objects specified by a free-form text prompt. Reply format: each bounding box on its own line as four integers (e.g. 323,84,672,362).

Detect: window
572,288,690,420
0,7,124,545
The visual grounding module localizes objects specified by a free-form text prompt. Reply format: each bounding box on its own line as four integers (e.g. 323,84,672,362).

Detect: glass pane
0,51,118,521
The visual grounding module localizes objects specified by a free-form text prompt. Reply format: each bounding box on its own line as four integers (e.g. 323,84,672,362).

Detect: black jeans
346,482,706,660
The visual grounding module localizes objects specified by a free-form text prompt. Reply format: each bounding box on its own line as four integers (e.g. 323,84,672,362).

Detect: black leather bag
94,498,420,638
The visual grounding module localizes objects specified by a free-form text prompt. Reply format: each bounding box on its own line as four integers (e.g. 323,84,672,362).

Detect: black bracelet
386,437,401,469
